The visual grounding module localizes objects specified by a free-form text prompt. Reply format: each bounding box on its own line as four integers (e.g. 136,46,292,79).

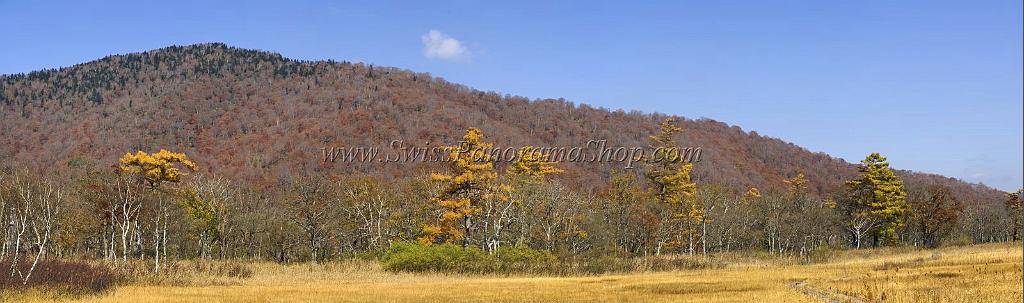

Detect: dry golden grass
10,243,1023,303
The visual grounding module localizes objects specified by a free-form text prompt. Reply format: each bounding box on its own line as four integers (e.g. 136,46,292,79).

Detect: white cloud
421,30,470,62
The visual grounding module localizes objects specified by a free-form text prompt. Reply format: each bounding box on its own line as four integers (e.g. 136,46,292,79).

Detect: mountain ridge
0,43,1006,206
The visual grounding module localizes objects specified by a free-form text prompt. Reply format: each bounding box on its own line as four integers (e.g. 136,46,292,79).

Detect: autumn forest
0,44,1019,301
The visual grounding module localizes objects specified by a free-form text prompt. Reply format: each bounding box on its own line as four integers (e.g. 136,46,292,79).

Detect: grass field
9,243,1023,303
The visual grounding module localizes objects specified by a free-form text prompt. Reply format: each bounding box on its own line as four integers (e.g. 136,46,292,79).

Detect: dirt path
788,280,866,303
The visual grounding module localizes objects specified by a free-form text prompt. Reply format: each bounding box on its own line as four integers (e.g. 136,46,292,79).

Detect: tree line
1,118,1020,280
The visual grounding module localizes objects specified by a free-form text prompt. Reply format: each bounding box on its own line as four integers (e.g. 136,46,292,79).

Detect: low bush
381,242,722,275
0,258,117,295
382,242,493,273
494,246,557,273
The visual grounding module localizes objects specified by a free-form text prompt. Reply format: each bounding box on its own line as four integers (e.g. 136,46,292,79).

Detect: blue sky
2,0,1021,191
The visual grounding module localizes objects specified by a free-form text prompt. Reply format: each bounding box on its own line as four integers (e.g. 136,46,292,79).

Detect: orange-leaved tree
420,128,499,248
118,149,197,272
119,150,198,188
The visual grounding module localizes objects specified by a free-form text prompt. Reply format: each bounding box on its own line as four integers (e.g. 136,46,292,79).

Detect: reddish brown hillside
0,43,1004,205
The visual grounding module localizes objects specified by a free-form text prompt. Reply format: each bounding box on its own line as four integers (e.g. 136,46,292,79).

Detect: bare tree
22,179,63,285
113,174,142,266
6,174,30,279
341,176,394,253
0,172,63,284
285,176,334,263
181,175,232,259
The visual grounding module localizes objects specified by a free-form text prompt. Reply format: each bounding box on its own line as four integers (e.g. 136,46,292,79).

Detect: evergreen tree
842,153,909,247
89,90,103,104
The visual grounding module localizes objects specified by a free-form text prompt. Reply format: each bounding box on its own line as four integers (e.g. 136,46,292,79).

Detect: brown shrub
0,258,117,294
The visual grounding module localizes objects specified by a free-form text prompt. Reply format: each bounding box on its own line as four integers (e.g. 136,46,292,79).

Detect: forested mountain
0,43,1003,204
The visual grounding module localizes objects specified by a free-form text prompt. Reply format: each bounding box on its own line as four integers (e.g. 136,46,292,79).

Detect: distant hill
0,43,1005,205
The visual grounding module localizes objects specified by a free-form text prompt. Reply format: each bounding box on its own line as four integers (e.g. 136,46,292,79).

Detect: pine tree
842,152,909,247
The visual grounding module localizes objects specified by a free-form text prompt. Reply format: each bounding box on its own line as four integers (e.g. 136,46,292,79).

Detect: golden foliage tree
421,128,500,247
117,149,197,272
646,118,698,206
742,187,762,203
644,118,699,254
784,173,809,199
119,149,198,187
507,146,563,177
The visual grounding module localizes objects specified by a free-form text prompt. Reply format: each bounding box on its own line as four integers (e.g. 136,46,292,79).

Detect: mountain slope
0,43,1005,205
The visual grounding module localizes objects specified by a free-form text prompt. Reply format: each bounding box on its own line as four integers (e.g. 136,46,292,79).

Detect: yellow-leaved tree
644,118,698,255
743,187,762,202
119,150,198,187
420,128,499,248
507,146,563,177
118,149,197,272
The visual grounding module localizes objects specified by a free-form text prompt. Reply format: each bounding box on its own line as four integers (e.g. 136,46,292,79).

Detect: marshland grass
6,242,1021,303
